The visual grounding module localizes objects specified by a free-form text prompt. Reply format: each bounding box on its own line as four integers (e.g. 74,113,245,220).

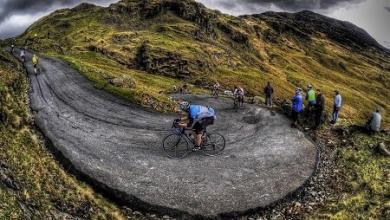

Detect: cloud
0,0,77,22
0,0,116,24
198,0,365,13
0,0,116,39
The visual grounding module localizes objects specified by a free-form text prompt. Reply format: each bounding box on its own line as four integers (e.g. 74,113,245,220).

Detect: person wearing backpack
291,88,303,127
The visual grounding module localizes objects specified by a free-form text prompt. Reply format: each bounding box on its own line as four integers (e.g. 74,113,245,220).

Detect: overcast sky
0,0,389,47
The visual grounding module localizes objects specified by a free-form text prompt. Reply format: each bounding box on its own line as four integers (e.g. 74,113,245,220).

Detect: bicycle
33,64,41,75
212,87,219,98
233,94,244,110
212,84,220,98
162,119,226,159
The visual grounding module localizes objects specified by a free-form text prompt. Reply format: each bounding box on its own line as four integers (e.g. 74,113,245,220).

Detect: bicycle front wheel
202,133,226,156
162,133,190,159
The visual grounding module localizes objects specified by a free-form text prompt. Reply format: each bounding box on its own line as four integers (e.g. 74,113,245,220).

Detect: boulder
253,96,265,105
109,75,136,88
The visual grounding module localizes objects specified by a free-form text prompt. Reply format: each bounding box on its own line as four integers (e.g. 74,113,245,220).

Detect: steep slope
16,0,390,125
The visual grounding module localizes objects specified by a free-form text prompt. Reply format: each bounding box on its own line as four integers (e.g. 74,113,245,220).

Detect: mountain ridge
23,0,388,54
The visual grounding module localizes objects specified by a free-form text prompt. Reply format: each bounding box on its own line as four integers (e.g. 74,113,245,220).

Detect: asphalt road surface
16,50,318,217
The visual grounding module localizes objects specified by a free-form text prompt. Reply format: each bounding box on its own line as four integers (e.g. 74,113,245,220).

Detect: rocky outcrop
72,3,96,12
107,75,136,88
136,41,191,79
217,22,251,46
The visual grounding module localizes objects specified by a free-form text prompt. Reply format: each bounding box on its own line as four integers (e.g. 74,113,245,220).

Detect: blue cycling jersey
189,105,215,120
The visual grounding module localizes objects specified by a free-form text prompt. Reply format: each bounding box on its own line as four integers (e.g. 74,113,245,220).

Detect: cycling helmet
179,101,190,111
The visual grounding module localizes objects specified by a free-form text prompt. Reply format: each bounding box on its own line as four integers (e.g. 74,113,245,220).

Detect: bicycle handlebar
172,119,195,133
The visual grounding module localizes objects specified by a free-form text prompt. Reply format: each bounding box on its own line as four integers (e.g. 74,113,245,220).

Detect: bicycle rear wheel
162,133,190,159
202,133,225,156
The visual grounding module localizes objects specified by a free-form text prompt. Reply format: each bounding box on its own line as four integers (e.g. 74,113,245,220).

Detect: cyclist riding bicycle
20,49,26,63
32,54,39,74
178,101,216,151
212,82,220,97
233,85,245,108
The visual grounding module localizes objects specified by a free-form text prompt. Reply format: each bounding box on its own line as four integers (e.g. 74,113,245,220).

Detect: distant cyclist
233,85,245,108
20,49,26,63
178,102,216,151
32,54,39,74
11,44,15,52
212,81,220,98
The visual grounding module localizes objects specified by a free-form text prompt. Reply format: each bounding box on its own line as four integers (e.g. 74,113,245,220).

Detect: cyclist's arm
178,112,190,128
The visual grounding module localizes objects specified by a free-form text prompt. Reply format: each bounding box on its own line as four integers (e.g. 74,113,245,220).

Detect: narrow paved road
17,50,318,217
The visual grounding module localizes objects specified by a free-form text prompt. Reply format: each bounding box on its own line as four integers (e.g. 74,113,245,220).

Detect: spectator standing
366,109,382,133
306,85,316,107
331,90,342,124
314,90,325,128
264,82,274,107
291,88,303,127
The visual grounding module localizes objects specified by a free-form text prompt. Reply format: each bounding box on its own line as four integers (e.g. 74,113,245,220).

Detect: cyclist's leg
200,117,214,144
193,122,203,148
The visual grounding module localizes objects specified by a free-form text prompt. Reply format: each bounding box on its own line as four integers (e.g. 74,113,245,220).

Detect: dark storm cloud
0,0,75,22
0,0,111,23
0,0,116,39
205,0,365,11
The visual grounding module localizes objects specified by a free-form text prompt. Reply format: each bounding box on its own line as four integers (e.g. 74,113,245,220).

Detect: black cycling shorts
193,116,215,134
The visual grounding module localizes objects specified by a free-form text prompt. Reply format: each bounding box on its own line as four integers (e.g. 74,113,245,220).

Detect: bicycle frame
172,119,207,148
163,119,225,158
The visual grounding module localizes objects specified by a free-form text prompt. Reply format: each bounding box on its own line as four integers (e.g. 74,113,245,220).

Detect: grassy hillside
312,127,389,219
15,0,389,126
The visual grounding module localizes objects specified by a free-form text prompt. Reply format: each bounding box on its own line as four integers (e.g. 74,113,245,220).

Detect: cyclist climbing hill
32,54,39,74
212,81,220,98
178,101,216,151
20,49,26,63
233,85,245,108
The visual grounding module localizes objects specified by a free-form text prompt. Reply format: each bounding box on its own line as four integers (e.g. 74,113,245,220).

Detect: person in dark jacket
314,90,325,128
291,88,303,127
264,82,274,107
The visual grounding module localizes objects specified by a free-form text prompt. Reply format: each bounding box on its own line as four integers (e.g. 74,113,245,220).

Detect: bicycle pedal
192,147,202,152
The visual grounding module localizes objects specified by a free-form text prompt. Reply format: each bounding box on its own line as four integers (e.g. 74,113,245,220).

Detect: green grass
60,51,207,111
313,131,390,219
